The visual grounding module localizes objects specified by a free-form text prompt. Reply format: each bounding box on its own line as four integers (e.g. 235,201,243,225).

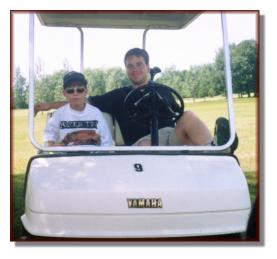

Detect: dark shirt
88,83,181,145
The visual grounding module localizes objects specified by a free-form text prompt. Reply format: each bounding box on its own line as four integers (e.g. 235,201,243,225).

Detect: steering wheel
123,83,184,126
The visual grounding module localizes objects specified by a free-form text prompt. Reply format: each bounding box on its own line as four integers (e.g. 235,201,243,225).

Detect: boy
43,71,112,146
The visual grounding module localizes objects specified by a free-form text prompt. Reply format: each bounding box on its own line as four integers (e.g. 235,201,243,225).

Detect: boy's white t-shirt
43,103,112,146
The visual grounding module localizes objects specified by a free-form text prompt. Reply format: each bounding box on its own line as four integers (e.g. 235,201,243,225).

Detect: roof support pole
77,27,84,72
28,12,40,149
220,12,236,148
142,29,149,49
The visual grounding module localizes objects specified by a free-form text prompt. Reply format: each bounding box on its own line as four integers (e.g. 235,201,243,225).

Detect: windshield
12,11,258,152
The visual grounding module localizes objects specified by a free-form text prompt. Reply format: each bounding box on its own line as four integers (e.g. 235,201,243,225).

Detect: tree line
13,39,257,109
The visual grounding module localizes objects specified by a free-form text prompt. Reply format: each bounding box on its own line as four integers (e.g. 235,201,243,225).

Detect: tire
246,198,258,239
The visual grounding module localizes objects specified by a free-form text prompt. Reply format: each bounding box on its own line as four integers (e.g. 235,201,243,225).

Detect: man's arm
34,101,67,116
87,88,125,114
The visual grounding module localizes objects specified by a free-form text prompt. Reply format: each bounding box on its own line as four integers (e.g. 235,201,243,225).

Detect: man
36,48,237,150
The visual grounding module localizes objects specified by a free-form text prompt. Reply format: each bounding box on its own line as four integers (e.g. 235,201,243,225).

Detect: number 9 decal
134,163,143,172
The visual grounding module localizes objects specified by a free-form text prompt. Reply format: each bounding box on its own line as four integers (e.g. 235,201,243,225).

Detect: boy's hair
63,71,88,88
124,48,149,66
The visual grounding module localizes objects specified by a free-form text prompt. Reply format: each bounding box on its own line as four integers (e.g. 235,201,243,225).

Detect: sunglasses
65,87,86,94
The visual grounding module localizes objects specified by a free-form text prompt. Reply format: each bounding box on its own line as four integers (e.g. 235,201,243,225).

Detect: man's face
125,55,150,87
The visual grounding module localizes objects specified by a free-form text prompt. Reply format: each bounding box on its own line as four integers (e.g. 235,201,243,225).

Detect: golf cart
21,11,251,239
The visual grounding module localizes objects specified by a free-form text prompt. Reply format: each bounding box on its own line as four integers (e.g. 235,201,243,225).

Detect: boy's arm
43,110,61,145
34,101,67,116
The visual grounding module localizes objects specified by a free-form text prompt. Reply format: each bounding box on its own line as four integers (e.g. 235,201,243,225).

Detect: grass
186,97,257,173
12,174,25,239
11,97,258,240
12,109,47,175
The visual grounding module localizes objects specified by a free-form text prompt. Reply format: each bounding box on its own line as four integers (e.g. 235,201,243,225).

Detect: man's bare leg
136,139,151,146
175,110,212,145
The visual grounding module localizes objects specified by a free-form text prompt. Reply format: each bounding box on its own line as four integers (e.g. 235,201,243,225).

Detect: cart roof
36,11,201,30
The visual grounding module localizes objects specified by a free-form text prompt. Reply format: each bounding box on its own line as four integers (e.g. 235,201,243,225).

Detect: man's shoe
213,117,238,153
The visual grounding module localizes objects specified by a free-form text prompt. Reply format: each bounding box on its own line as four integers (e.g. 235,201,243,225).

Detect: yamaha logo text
127,198,163,208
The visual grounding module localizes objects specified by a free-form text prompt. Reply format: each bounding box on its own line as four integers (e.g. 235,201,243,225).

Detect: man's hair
124,48,149,65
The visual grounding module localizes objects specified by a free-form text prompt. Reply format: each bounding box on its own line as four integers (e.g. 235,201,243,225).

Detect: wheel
246,198,258,239
18,223,35,241
123,82,184,126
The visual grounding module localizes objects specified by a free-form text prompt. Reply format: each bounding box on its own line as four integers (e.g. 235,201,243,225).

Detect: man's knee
185,110,197,118
176,110,212,145
135,138,151,146
177,110,197,125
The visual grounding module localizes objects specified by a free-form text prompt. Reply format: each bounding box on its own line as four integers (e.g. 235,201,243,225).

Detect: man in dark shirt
87,83,186,146
35,48,213,146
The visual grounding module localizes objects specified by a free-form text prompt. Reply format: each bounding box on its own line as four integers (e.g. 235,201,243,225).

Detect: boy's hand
63,130,100,146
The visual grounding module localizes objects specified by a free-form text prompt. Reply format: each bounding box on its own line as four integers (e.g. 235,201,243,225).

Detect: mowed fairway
11,97,258,239
186,97,257,173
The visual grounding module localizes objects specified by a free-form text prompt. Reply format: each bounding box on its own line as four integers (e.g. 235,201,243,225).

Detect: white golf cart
21,11,251,239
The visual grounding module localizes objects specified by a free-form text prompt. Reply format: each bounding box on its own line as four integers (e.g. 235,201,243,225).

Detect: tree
34,70,66,103
158,65,223,99
214,40,257,97
184,67,200,101
105,67,129,92
232,40,257,97
84,69,106,96
25,38,257,106
13,67,28,109
157,67,187,97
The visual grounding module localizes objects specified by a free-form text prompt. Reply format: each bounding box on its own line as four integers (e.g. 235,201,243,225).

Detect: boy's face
63,83,87,107
125,55,150,88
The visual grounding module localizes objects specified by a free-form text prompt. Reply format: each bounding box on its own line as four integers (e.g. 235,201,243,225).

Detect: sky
12,11,257,79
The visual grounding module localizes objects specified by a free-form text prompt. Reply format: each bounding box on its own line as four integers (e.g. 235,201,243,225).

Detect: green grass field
11,97,258,240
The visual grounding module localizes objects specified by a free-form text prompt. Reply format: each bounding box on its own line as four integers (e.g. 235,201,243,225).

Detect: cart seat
102,112,124,146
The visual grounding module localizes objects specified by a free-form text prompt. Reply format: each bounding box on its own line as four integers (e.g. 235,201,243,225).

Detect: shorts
133,127,181,146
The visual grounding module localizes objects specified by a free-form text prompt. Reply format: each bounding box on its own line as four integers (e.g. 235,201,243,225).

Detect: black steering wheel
124,82,184,125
